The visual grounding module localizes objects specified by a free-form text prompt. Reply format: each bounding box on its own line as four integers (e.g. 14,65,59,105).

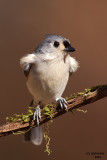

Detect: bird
20,34,79,145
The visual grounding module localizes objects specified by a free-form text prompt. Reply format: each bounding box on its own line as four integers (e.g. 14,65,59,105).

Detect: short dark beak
64,46,76,52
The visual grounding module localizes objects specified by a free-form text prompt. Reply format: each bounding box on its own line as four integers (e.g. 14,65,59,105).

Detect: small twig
0,84,107,137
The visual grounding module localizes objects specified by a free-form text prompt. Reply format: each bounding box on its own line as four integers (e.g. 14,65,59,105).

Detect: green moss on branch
6,84,105,124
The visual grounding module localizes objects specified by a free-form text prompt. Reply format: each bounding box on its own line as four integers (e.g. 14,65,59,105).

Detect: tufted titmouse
20,34,79,145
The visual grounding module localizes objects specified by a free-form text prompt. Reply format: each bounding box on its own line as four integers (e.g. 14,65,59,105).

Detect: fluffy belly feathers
27,61,69,104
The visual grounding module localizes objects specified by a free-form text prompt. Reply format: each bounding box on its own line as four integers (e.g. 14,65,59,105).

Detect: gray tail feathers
24,126,43,145
31,126,43,145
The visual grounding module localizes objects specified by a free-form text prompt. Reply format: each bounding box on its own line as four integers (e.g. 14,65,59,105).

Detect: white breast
27,58,69,104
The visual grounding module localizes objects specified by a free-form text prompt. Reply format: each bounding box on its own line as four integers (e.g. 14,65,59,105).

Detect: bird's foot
56,97,68,111
33,104,41,125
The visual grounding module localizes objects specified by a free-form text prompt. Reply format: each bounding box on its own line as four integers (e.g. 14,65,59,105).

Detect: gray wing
68,56,79,76
20,54,36,76
69,68,73,76
24,63,32,76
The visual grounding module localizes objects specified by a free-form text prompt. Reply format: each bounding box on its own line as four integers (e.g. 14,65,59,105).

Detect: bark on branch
0,84,107,137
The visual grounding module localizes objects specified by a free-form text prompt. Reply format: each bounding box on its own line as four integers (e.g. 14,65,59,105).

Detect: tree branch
0,84,107,137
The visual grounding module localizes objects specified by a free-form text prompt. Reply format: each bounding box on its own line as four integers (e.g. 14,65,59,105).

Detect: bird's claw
56,97,68,111
33,105,41,125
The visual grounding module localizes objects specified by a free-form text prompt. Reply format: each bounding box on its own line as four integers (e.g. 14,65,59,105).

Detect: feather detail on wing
20,54,36,76
69,57,79,75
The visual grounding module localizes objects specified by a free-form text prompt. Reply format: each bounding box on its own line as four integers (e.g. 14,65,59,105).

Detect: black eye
54,41,59,47
63,41,70,48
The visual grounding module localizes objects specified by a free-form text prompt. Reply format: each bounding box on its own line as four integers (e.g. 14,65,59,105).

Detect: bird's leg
33,101,41,125
56,97,68,110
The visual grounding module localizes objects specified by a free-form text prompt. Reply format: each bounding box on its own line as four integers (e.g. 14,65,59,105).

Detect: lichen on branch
0,84,107,138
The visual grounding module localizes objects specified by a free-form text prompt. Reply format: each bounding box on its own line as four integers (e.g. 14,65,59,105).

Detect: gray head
34,34,75,55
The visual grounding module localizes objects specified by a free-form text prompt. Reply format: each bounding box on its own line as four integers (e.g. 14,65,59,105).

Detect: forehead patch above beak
63,40,70,48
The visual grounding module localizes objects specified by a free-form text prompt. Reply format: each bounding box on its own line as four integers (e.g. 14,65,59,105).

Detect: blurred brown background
0,0,107,159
